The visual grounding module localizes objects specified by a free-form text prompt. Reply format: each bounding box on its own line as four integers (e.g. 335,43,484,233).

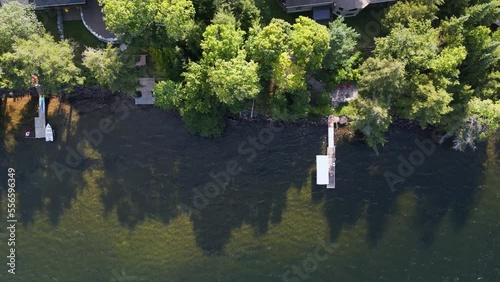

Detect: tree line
0,0,499,151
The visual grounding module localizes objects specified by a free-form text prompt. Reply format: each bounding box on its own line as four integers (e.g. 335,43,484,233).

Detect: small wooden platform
135,78,155,105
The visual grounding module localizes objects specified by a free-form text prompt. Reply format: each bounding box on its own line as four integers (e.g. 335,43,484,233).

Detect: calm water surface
0,96,499,281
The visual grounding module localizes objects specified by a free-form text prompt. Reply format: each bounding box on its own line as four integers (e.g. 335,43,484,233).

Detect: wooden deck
135,78,155,105
327,147,335,189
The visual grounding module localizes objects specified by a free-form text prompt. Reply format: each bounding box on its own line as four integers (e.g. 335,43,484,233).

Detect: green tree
207,51,260,108
407,74,454,127
323,17,360,79
269,89,310,121
200,12,245,65
382,0,442,30
272,52,306,94
154,80,183,110
0,34,83,95
82,44,138,93
351,97,392,154
476,71,500,101
463,0,500,28
289,16,329,71
452,97,500,150
214,0,261,31
158,61,225,137
375,20,440,72
247,18,292,78
100,0,196,45
0,2,43,55
148,0,196,42
357,57,406,104
100,0,152,44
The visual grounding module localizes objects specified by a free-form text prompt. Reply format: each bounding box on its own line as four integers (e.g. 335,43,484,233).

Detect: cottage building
281,0,397,19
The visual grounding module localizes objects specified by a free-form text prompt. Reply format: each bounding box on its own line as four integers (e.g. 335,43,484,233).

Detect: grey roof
33,0,85,8
285,0,333,9
335,0,369,10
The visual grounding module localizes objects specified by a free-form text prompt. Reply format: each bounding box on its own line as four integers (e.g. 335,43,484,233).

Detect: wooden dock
316,115,336,189
34,96,46,139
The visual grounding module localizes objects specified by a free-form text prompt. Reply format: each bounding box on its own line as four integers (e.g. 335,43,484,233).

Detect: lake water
0,95,499,281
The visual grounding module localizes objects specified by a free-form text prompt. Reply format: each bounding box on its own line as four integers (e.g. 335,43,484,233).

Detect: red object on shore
339,85,344,90
346,84,351,88
31,75,38,84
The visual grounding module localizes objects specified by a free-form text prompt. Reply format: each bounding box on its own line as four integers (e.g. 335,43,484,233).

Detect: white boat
45,124,54,142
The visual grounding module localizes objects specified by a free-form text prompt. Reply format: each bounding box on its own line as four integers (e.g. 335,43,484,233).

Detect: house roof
33,0,86,8
335,0,369,10
285,0,333,9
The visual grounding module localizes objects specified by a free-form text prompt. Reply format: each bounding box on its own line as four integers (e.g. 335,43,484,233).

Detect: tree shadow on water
322,129,485,249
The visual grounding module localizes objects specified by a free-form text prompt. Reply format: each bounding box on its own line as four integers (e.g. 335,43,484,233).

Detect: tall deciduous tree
214,0,261,31
207,51,260,107
100,0,152,43
200,13,245,65
0,34,83,95
0,2,43,55
289,16,329,71
82,44,138,93
382,0,442,30
100,0,196,45
351,97,392,154
247,18,292,78
357,57,406,104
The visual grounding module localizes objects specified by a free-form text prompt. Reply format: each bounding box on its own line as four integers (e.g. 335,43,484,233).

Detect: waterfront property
316,115,336,188
281,0,397,17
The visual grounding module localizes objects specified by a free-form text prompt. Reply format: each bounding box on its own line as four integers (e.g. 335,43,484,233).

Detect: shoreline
3,86,438,135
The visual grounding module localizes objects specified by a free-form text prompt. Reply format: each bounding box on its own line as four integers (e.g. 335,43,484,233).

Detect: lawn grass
36,10,59,40
254,0,298,24
37,10,104,65
63,20,105,63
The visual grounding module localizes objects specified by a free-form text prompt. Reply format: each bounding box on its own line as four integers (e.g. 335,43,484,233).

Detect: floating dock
316,115,336,188
34,96,46,139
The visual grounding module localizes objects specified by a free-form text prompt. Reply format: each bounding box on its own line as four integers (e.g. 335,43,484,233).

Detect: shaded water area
0,95,499,282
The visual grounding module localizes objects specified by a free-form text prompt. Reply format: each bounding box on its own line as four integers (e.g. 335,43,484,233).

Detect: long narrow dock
34,96,46,138
316,115,336,189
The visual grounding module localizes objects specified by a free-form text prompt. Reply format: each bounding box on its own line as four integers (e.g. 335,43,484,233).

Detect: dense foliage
82,44,139,93
0,34,83,95
1,0,498,150
0,3,83,94
354,0,500,151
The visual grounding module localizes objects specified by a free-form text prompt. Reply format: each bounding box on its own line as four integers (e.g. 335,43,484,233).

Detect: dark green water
0,96,499,281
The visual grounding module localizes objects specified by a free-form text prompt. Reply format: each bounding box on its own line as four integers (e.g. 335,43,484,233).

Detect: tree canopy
0,2,43,55
352,0,500,151
82,44,139,93
0,34,83,95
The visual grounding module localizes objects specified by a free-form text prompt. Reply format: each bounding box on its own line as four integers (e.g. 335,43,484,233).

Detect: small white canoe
45,124,54,142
